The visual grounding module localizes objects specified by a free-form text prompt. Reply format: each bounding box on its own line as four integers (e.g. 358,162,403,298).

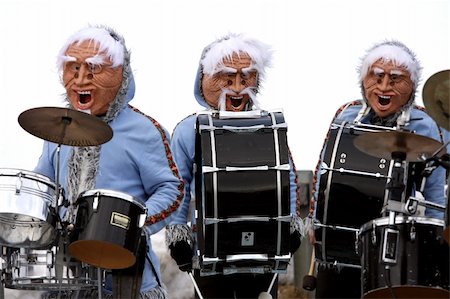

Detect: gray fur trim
65,146,100,223
192,255,201,269
102,286,167,299
303,216,315,233
140,286,168,299
290,214,306,237
165,224,193,246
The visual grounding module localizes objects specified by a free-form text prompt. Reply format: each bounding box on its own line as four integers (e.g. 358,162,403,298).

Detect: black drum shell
195,111,291,273
315,123,395,266
359,216,450,298
69,189,146,269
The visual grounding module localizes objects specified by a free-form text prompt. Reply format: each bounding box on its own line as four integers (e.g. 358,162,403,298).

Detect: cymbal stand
384,151,408,216
55,116,72,212
54,117,71,298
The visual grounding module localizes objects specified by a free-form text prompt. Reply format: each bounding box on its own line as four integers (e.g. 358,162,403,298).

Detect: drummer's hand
169,240,193,272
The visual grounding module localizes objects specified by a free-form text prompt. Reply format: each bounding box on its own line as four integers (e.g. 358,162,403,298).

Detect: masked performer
308,40,447,298
165,33,303,299
34,25,184,298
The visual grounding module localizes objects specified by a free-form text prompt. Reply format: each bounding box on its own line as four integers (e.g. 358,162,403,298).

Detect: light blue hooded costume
165,33,303,270
34,25,184,298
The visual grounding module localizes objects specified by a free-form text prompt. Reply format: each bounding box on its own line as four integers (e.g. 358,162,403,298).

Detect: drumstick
189,271,204,299
302,247,317,291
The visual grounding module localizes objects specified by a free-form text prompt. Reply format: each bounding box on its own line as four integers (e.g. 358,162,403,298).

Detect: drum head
69,240,136,269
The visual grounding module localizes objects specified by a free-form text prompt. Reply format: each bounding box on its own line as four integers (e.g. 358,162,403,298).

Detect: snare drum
3,246,99,293
195,110,291,275
0,168,58,248
359,216,449,298
69,189,147,269
315,122,401,266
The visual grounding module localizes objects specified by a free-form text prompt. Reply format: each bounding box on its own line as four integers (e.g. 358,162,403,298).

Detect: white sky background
1,0,449,172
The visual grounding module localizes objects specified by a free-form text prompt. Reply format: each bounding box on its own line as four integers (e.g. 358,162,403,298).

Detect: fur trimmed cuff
302,216,316,235
103,285,168,299
165,224,193,247
290,214,306,237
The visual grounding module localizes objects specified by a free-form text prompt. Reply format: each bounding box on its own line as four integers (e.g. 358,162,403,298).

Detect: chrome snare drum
4,246,99,293
0,168,58,248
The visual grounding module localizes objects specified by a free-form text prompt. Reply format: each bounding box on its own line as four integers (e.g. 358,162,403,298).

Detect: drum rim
78,188,147,210
0,168,56,188
360,215,445,234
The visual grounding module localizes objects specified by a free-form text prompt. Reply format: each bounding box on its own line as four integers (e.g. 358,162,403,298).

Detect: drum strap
112,234,147,298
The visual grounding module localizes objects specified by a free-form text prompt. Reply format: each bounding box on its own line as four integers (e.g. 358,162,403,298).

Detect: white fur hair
56,25,125,73
201,33,273,82
358,40,422,89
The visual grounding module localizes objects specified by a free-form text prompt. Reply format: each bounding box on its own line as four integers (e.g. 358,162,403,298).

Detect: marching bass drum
195,110,292,275
0,168,58,248
314,122,399,267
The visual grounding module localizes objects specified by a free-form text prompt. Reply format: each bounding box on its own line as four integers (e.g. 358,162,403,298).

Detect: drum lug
138,213,146,228
93,194,99,212
15,172,23,194
46,250,54,268
371,223,377,245
410,222,416,242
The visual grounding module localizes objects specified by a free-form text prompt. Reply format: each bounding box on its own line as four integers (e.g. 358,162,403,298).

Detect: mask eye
66,62,81,72
87,63,102,74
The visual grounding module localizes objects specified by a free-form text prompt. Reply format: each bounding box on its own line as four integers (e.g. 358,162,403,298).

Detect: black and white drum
315,122,404,267
69,189,147,269
195,110,291,275
3,246,99,294
359,216,449,298
0,168,58,248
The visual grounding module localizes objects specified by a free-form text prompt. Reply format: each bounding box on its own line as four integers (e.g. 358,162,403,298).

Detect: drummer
33,25,184,298
165,33,303,298
308,40,448,298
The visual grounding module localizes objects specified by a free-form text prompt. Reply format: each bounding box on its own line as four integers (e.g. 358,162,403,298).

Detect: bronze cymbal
423,69,450,130
354,131,447,162
18,107,113,146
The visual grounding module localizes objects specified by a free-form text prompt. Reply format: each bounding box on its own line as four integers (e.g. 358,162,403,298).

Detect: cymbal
354,131,447,162
18,107,113,146
423,70,450,130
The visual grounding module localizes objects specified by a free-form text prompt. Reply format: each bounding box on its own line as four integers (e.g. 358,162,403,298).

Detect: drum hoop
360,216,445,234
78,188,147,211
0,168,56,189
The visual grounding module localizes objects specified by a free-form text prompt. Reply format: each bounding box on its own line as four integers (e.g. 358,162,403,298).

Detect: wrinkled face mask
202,53,258,111
63,40,123,116
363,59,413,118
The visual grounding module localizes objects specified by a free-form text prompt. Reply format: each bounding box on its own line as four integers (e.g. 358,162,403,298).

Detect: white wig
358,40,422,89
201,33,273,82
56,25,125,73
